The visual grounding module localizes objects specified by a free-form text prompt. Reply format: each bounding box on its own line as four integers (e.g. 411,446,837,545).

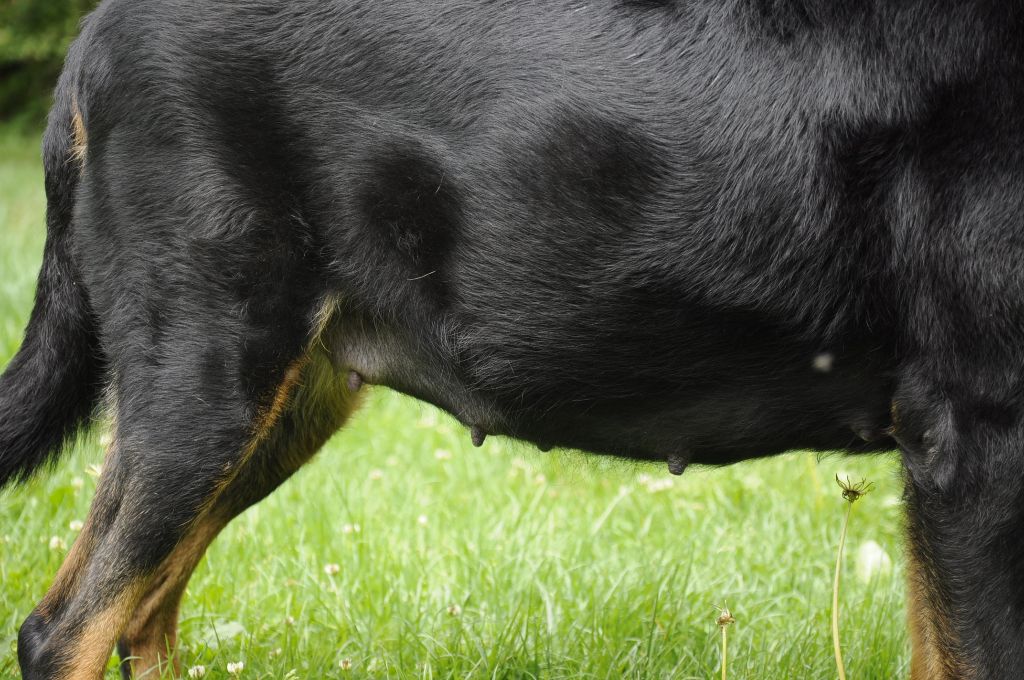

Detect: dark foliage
0,0,99,121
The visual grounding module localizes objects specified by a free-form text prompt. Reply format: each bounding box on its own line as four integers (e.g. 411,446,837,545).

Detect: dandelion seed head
715,605,735,628
836,475,874,503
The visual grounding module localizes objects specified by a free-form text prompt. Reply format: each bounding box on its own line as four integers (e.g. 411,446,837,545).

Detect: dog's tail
0,67,103,490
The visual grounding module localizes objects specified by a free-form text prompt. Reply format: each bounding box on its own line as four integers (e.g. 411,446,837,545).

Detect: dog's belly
325,274,896,469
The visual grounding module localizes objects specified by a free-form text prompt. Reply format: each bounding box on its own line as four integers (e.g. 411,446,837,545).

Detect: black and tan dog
3,0,1023,677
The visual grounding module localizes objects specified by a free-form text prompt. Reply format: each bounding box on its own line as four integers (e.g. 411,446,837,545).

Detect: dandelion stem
721,624,728,680
832,501,853,680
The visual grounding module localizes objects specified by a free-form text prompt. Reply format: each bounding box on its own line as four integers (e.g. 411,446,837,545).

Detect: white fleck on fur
813,353,834,373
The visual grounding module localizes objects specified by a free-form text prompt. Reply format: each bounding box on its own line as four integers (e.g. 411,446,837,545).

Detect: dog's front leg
895,369,1024,680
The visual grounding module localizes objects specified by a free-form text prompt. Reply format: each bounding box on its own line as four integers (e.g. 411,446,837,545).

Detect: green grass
0,128,909,679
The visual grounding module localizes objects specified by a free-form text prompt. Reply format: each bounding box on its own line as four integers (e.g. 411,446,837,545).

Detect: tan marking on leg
70,97,88,166
202,296,346,514
908,553,942,680
119,517,224,678
59,579,146,680
906,542,970,680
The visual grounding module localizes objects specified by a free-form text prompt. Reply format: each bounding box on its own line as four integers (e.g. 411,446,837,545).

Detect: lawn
0,127,909,679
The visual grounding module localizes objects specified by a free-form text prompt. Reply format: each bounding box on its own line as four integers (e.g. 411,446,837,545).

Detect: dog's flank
5,0,1024,678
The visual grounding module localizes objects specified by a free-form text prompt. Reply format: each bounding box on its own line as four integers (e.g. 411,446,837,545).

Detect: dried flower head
715,604,735,628
836,476,874,503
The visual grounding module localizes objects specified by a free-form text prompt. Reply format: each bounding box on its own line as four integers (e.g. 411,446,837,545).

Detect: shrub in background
0,0,99,125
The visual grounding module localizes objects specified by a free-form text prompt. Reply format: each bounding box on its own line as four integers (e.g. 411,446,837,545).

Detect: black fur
5,0,1024,677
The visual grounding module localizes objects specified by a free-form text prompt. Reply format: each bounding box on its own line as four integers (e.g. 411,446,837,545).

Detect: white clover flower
856,540,893,583
339,658,353,671
187,665,206,679
644,478,674,493
69,520,84,532
70,477,84,490
417,515,428,526
285,615,296,626
369,469,384,481
434,448,452,461
227,661,244,675
324,563,341,576
447,604,462,617
48,536,66,551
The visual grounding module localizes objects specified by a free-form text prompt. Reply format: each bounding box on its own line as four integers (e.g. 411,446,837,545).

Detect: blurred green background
0,0,99,125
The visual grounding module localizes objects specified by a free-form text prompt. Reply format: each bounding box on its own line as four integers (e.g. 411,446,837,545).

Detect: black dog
3,0,1022,677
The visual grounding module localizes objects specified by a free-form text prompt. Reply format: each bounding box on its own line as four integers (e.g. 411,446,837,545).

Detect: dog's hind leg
17,301,353,679
115,345,359,678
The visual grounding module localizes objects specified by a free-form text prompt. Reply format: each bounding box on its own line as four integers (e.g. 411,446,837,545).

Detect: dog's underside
2,0,1023,677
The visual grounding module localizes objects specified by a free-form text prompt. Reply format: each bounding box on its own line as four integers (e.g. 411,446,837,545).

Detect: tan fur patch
201,296,341,513
70,97,88,166
61,580,146,680
120,517,225,677
907,546,970,680
311,293,342,346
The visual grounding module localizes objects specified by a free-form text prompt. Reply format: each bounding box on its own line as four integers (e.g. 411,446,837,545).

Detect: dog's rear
0,45,101,490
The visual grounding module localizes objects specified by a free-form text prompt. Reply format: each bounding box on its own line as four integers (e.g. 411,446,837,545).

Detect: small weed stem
715,605,735,680
721,624,728,680
832,501,852,680
832,476,872,680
